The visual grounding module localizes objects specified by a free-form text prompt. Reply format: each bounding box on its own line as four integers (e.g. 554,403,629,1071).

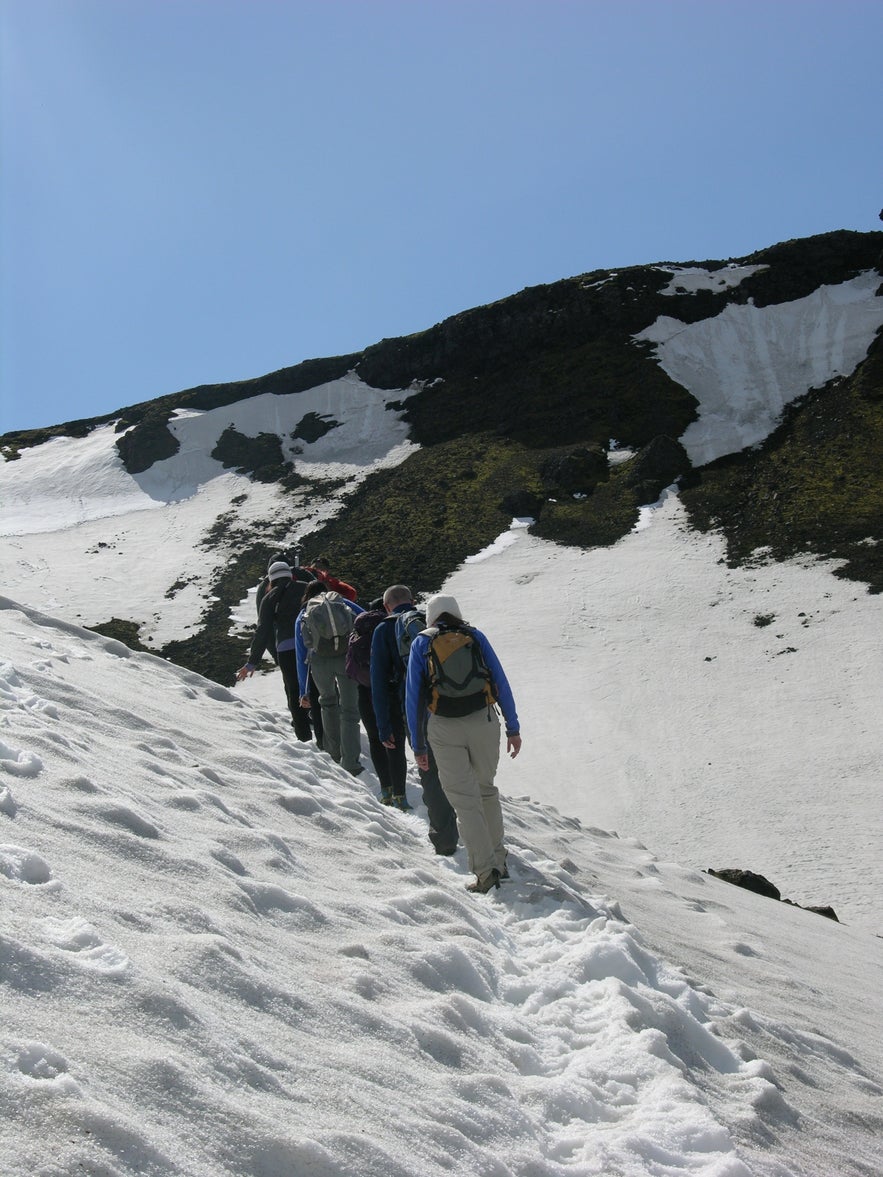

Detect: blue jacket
369,603,414,744
405,626,520,756
295,596,364,694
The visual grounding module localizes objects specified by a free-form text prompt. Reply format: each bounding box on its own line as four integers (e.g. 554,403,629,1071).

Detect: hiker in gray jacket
295,580,364,776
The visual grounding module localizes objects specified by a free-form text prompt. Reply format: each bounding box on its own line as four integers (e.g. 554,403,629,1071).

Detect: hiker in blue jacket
406,593,521,894
295,580,364,776
371,585,459,849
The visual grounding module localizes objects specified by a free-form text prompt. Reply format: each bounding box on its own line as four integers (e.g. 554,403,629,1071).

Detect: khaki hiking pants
309,653,361,774
427,708,504,881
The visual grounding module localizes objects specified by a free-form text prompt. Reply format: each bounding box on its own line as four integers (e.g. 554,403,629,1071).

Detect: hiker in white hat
405,594,522,893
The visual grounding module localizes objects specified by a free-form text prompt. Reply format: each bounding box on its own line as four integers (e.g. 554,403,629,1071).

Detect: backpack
345,609,386,686
425,624,497,717
394,608,426,669
301,591,355,656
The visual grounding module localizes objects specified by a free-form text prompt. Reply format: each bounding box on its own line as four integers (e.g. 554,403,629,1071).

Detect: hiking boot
379,788,393,805
466,869,500,894
391,794,413,811
499,855,510,880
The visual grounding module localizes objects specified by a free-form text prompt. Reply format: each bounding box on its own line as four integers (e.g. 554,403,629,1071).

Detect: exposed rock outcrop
707,868,839,921
625,435,690,505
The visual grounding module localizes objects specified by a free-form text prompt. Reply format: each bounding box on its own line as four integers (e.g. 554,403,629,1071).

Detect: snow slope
0,374,414,646
2,257,883,1174
2,596,881,1177
439,502,883,933
1,267,882,932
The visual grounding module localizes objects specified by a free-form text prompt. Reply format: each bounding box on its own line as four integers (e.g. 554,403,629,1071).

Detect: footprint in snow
60,775,100,793
92,804,161,840
236,879,327,926
0,740,43,778
12,1042,81,1094
277,791,323,817
210,846,249,876
198,766,226,786
165,793,202,811
41,916,130,977
0,844,57,887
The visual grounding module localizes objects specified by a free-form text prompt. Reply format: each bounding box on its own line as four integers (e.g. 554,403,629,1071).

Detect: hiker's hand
382,737,396,749
507,734,522,759
235,666,252,682
415,753,429,772
299,695,311,708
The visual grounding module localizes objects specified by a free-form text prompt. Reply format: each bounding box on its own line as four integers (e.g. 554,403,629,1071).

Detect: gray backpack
302,591,354,656
425,624,496,717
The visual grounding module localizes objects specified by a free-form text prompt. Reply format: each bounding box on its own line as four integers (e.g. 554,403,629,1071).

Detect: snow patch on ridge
0,374,414,537
656,264,768,296
635,271,883,466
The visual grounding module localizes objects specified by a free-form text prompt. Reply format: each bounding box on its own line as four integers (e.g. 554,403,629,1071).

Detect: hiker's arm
476,632,520,737
241,591,276,675
294,611,310,695
405,635,429,757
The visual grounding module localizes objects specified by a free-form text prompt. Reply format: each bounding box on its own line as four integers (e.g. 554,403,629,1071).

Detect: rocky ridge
2,229,881,683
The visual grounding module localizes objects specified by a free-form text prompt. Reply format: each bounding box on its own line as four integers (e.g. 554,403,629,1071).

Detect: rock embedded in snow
707,868,839,920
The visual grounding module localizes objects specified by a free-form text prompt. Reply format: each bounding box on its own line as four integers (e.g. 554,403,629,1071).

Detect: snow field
4,598,881,1175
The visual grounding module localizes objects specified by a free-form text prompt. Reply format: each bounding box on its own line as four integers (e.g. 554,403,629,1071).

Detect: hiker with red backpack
405,594,521,894
306,556,358,602
295,580,364,776
370,586,459,847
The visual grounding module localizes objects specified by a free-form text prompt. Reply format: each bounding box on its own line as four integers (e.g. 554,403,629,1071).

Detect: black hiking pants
278,650,323,746
419,744,459,857
386,692,459,856
357,683,393,793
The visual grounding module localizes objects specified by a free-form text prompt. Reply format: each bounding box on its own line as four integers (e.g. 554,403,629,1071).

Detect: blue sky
1,0,881,435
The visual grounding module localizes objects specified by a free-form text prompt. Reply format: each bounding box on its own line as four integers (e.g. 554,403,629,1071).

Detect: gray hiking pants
427,708,504,880
309,653,361,773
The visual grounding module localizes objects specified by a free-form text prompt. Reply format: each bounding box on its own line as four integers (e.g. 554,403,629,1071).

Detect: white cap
268,561,292,582
425,594,462,627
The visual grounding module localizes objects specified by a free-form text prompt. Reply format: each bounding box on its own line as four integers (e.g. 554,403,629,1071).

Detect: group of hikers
235,551,522,894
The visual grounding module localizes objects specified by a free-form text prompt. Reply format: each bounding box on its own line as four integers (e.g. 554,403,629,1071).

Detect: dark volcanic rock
707,868,781,900
625,435,690,505
292,412,339,444
211,427,292,484
500,489,545,518
541,445,609,496
783,900,840,922
115,411,179,473
707,868,839,921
